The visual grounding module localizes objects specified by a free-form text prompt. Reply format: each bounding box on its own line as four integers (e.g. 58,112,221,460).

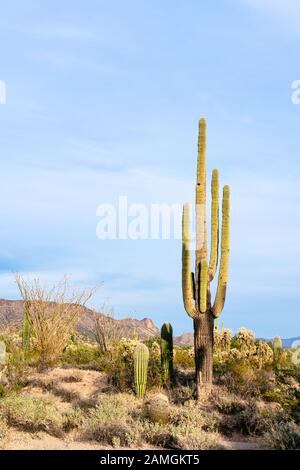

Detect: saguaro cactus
182,118,230,400
273,336,283,368
161,322,173,384
134,343,149,399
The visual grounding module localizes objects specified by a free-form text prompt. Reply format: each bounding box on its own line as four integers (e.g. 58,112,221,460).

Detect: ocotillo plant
134,343,149,399
182,118,230,400
161,322,173,384
22,300,31,355
0,340,6,366
273,336,283,368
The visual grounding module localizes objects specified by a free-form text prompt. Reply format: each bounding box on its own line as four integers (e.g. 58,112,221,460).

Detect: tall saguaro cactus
182,118,230,400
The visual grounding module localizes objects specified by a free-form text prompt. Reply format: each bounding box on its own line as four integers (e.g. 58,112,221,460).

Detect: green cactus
0,340,6,366
160,322,173,384
273,336,283,368
134,343,149,399
182,118,230,400
22,300,32,355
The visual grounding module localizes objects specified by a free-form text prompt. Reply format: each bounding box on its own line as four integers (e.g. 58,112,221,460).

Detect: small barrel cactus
161,322,173,384
0,341,6,366
133,343,149,399
145,393,170,424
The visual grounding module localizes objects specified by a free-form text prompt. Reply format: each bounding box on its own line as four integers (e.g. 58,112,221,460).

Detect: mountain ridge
0,299,298,346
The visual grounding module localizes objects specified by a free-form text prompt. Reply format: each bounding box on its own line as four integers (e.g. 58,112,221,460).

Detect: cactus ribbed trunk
194,312,214,400
181,118,230,402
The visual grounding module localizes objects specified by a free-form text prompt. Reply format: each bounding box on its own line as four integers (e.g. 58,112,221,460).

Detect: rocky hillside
0,299,159,340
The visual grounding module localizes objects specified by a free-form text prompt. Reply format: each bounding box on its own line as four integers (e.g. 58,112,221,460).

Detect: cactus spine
134,343,149,399
160,322,173,384
182,118,230,400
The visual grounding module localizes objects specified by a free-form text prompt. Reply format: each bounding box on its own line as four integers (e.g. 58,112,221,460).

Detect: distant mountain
281,337,300,348
174,332,194,346
0,299,159,341
1,299,298,348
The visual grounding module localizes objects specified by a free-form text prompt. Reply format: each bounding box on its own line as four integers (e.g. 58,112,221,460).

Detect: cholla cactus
226,348,244,362
0,341,6,366
160,322,173,384
214,321,231,354
134,343,149,399
220,329,232,352
255,341,273,369
236,327,256,353
182,118,230,400
273,336,283,368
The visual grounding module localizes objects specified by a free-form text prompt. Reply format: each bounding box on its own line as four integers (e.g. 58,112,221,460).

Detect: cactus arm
182,203,197,318
212,185,230,318
195,118,207,263
199,259,208,313
209,169,219,280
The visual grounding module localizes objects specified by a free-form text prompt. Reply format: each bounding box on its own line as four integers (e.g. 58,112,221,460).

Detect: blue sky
0,0,300,337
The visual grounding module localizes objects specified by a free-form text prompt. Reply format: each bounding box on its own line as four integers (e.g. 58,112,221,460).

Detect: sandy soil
1,367,266,451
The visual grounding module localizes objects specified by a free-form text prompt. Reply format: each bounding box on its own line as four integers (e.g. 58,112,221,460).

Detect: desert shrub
79,393,142,447
169,404,220,432
63,407,85,431
0,394,63,436
231,401,265,436
61,342,100,366
142,420,220,450
4,346,29,391
105,339,162,393
0,417,8,442
173,347,194,368
169,385,194,405
217,362,275,398
210,388,246,415
263,384,300,420
264,419,300,449
83,421,140,447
